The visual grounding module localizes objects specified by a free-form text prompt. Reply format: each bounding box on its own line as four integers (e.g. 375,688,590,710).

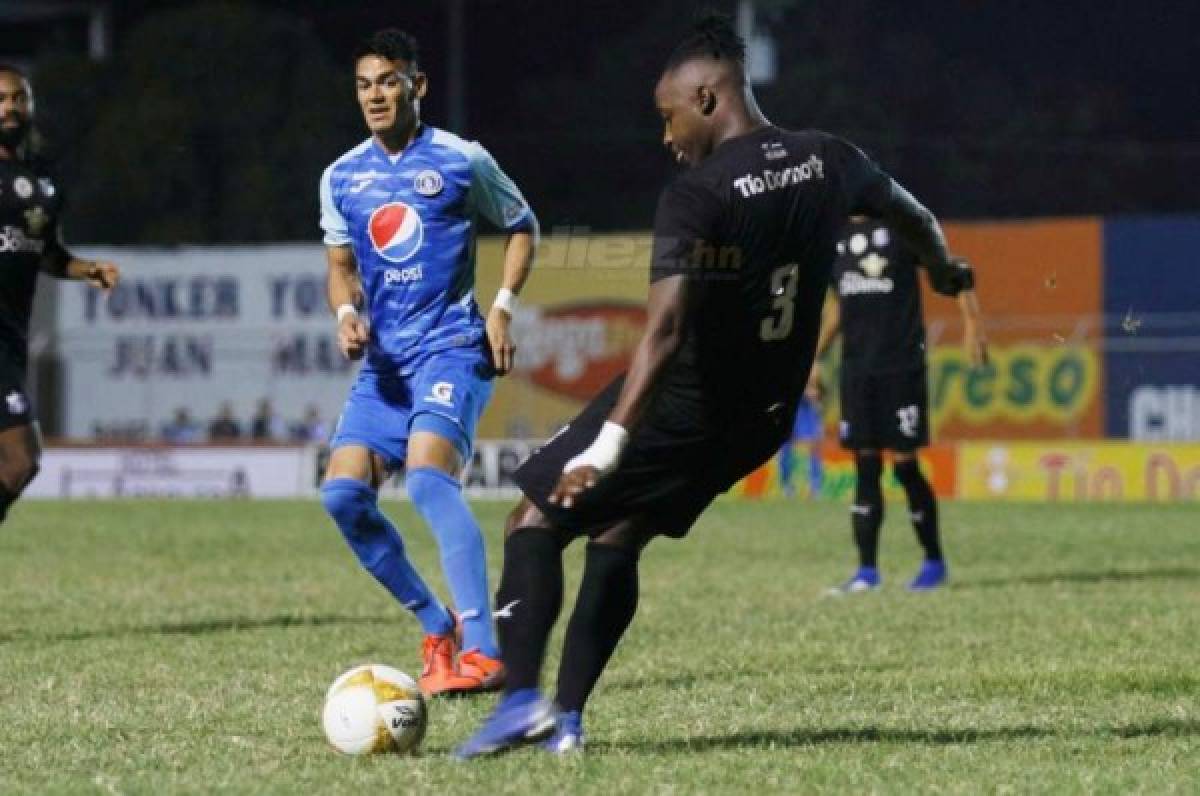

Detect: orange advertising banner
921,218,1106,439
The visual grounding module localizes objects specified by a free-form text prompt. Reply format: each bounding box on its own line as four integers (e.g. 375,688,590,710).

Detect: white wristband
336,303,358,323
492,288,518,316
563,421,629,477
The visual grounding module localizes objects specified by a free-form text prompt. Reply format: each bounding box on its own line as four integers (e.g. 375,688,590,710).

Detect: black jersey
0,156,66,371
648,126,892,427
832,218,926,373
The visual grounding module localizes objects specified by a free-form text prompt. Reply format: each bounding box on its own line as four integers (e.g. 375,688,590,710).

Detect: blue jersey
320,125,535,375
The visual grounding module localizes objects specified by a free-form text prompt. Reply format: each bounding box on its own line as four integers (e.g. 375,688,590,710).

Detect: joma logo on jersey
383,265,424,286
0,225,44,254
732,155,825,198
368,201,424,263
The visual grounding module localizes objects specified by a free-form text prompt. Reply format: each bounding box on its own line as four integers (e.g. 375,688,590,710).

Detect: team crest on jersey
6,390,28,415
426,381,455,407
13,177,33,199
413,169,443,197
24,206,48,235
859,252,889,278
368,201,424,263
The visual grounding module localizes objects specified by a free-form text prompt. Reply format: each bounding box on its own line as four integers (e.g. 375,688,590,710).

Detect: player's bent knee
591,518,655,553
505,498,551,536
893,456,923,483
320,478,377,537
0,458,38,495
323,445,384,488
404,466,458,511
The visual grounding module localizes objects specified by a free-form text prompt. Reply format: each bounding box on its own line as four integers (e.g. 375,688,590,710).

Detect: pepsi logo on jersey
383,265,424,286
369,202,424,263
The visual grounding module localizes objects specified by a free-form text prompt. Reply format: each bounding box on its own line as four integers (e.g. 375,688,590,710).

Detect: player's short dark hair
354,28,420,71
0,62,29,81
664,12,746,71
0,61,40,161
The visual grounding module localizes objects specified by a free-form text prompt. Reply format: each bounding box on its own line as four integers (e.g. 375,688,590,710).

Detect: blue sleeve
319,164,351,246
468,143,537,234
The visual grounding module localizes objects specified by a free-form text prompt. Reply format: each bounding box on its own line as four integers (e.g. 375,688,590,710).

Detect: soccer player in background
778,370,825,499
0,64,119,524
318,30,538,696
815,217,986,593
457,15,971,757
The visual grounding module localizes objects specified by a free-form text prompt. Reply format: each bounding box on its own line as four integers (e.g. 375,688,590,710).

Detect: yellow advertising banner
958,442,1200,501
474,233,652,438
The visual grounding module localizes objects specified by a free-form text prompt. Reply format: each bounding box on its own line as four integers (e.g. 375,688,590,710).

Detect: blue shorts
330,348,494,470
791,398,822,442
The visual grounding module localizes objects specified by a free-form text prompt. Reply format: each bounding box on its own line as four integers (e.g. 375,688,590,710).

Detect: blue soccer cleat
826,566,881,596
907,560,947,591
454,689,557,760
542,710,584,754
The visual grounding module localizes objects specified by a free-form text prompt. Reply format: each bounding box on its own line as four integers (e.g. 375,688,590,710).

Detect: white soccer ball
322,664,428,756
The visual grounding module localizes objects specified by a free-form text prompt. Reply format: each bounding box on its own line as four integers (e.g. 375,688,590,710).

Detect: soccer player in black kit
0,64,120,524
456,16,972,758
816,218,986,594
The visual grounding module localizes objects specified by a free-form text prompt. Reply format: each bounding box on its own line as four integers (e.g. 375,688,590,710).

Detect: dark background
6,0,1196,243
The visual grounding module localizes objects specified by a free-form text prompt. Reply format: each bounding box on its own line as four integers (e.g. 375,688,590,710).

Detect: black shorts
838,365,929,452
515,376,791,538
0,359,33,433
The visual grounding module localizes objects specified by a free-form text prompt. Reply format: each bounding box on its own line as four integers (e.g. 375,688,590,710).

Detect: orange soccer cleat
418,633,483,697
457,649,506,691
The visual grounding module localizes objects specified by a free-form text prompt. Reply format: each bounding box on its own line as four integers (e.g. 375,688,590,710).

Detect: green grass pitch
2,499,1198,793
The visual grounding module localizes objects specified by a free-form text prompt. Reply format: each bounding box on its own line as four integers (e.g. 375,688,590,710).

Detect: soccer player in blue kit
318,29,537,696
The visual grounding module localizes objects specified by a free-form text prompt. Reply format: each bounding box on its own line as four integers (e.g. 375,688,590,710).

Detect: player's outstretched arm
486,224,538,376
549,274,690,508
868,180,969,297
326,245,368,361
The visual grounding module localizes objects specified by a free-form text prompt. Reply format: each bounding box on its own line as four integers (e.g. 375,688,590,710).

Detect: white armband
336,303,358,323
492,288,518,316
563,421,629,477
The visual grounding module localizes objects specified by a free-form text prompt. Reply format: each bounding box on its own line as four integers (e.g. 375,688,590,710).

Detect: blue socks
406,467,499,657
320,477,453,636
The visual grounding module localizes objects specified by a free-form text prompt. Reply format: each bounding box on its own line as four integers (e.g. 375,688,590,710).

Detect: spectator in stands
251,398,285,441
290,404,328,443
208,402,242,440
161,408,203,444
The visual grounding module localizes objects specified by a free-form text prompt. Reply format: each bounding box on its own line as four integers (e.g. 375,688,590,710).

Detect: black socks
495,528,566,693
556,542,640,714
894,457,942,562
852,453,884,568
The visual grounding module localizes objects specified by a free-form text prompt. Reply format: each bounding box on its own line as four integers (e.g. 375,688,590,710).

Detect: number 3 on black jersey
760,263,799,341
